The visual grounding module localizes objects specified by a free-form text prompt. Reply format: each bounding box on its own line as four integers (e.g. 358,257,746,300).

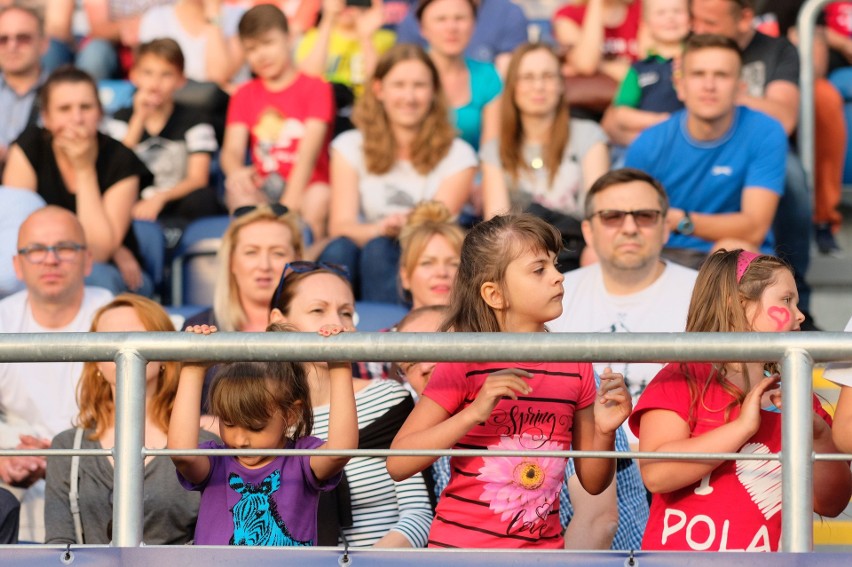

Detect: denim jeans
86,262,155,298
319,236,403,304
773,152,813,312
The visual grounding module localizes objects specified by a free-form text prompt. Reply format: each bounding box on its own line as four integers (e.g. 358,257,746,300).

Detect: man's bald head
17,206,86,249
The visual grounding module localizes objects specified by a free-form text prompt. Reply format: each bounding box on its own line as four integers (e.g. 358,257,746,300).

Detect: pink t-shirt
423,360,596,548
226,73,334,184
554,1,642,61
629,362,831,552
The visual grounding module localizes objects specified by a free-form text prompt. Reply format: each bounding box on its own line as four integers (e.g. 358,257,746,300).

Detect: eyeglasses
233,203,289,218
17,242,86,264
588,209,663,228
517,72,560,86
0,33,35,47
270,261,351,309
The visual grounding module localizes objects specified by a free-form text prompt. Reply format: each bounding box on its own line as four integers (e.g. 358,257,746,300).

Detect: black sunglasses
270,261,351,310
233,203,289,218
588,209,663,228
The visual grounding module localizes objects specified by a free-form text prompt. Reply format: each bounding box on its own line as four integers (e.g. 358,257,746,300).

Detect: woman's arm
388,369,532,481
43,433,77,544
581,141,610,193
310,326,358,480
86,176,138,262
479,97,501,148
432,166,475,217
1,145,38,190
481,162,510,220
372,472,433,548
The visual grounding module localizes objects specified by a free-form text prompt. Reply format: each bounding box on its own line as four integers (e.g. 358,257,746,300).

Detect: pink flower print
477,434,566,527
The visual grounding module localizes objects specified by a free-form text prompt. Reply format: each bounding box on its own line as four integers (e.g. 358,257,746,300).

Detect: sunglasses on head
588,209,663,228
270,261,351,310
233,203,289,218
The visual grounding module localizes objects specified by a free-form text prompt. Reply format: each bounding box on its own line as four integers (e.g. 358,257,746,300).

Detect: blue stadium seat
169,216,230,306
98,79,135,117
132,220,166,293
354,301,409,332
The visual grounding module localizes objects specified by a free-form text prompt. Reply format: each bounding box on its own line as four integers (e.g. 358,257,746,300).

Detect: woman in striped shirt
269,260,433,547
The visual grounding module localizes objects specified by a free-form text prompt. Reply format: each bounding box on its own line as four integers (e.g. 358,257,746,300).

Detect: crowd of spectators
1,0,852,552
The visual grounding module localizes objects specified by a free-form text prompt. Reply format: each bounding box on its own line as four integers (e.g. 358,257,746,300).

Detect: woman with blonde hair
184,205,303,332
398,201,464,309
44,294,217,544
320,43,477,303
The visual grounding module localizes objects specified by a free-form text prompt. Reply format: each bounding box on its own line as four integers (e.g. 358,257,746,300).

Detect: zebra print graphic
228,470,311,546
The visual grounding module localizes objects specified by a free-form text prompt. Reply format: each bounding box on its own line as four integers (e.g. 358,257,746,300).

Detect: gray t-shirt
44,427,218,544
480,118,607,218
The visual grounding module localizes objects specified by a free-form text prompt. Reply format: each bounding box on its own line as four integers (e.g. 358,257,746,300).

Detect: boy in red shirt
222,4,334,243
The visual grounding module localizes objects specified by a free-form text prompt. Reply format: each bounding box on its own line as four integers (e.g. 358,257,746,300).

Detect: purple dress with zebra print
178,437,340,545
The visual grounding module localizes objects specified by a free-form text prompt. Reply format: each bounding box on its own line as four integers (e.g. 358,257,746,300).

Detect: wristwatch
675,212,695,236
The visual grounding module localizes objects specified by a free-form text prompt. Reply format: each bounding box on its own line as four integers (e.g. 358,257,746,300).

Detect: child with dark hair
106,38,224,230
168,322,357,545
388,213,632,548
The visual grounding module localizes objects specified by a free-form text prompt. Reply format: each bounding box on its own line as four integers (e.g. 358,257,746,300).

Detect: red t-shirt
226,72,334,184
827,2,852,36
423,360,596,548
629,362,831,552
554,1,642,61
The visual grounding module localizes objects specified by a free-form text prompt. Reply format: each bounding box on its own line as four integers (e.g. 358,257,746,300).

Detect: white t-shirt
549,262,697,441
331,130,478,223
0,286,112,542
138,5,245,83
823,316,852,387
0,286,114,447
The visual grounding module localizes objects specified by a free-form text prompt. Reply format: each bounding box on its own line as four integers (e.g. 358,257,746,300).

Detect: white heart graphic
736,443,782,520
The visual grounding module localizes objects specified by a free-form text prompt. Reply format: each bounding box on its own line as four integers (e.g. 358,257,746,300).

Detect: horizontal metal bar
0,449,111,457
1,331,852,363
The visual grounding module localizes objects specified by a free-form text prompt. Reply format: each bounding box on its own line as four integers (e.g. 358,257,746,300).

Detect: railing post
797,0,834,191
781,348,814,552
112,349,146,547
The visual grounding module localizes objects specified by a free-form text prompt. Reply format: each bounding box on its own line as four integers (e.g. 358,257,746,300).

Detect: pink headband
736,250,761,283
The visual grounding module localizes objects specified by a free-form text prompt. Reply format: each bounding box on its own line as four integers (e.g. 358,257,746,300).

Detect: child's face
130,54,185,110
373,59,435,130
242,28,291,82
219,411,289,469
745,269,805,333
491,247,564,332
644,0,689,45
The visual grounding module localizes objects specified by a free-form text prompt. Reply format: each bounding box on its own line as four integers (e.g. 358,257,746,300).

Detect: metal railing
2,331,852,552
798,0,836,191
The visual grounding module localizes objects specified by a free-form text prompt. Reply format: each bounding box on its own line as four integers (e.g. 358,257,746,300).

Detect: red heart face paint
767,306,791,331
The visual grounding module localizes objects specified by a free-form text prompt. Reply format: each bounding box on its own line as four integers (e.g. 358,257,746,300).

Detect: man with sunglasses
0,4,47,176
0,206,112,542
549,168,696,551
625,33,787,269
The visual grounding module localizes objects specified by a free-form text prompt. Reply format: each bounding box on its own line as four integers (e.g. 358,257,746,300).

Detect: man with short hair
690,0,817,317
625,33,787,266
549,168,697,550
0,4,48,175
0,206,112,542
